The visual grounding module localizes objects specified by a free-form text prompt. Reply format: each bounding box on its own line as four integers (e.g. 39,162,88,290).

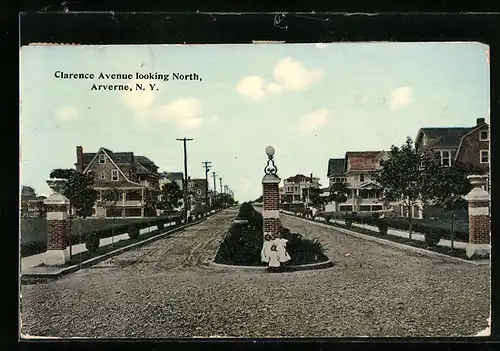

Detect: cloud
122,79,155,112
56,105,79,121
235,58,322,100
297,109,330,135
388,86,413,111
155,98,202,129
273,57,324,91
235,76,268,100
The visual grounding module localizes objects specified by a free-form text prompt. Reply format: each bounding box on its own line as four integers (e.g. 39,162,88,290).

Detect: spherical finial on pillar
265,146,275,158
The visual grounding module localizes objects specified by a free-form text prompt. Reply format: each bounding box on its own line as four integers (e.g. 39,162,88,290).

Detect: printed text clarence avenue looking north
53,71,203,91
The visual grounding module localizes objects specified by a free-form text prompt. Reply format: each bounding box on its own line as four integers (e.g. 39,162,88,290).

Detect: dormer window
480,130,489,141
99,154,106,164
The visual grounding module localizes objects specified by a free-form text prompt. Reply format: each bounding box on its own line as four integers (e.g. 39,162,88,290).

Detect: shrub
324,215,331,223
377,220,389,235
85,232,100,254
128,225,140,239
424,230,442,247
282,231,327,265
158,222,165,229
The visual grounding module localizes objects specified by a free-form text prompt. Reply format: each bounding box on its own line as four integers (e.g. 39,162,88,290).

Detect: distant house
327,158,346,188
279,174,321,205
415,118,490,176
75,146,160,218
188,178,209,208
324,151,389,213
159,172,184,190
21,186,46,218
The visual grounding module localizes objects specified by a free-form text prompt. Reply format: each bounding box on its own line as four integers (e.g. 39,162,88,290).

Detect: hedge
319,211,468,242
20,213,184,257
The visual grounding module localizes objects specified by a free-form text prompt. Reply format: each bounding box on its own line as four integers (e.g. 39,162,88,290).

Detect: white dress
268,251,281,268
273,238,291,262
261,241,273,263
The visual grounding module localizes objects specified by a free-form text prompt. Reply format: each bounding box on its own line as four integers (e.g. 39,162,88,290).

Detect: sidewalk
20,222,176,272
282,210,468,250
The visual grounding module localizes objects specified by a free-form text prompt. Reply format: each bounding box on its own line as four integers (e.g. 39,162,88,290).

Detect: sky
20,42,490,202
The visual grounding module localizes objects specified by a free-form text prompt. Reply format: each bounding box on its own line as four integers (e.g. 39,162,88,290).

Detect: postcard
20,42,491,338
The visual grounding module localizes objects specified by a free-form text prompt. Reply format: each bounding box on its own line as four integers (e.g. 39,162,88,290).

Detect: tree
371,137,435,239
328,182,348,211
99,187,122,247
143,188,159,217
426,161,472,249
49,169,99,257
157,181,183,214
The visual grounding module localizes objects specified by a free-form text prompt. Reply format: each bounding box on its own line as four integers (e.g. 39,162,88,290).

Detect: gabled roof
189,178,208,193
134,156,155,165
327,158,345,178
358,181,381,189
416,127,472,149
345,151,383,171
455,123,489,161
82,148,148,188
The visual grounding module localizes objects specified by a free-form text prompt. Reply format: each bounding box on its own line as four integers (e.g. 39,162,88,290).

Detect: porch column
43,178,70,266
465,175,490,259
262,146,281,240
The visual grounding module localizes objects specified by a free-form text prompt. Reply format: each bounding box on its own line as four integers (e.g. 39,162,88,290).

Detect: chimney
75,146,83,172
477,118,486,126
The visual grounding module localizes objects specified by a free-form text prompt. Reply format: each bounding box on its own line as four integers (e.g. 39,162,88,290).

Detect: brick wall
46,219,69,250
263,183,279,211
468,201,490,244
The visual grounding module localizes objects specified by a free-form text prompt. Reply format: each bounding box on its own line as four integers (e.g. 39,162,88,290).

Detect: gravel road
20,209,490,338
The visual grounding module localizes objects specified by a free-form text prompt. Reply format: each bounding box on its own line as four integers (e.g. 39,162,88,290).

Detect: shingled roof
327,158,345,178
346,151,383,171
161,172,184,181
418,127,473,148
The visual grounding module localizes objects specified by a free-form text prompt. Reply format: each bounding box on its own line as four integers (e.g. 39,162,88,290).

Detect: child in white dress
273,231,291,264
267,245,281,272
261,234,273,264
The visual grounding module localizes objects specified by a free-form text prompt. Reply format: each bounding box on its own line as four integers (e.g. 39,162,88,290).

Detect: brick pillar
262,146,281,239
465,175,490,259
262,174,281,238
43,179,70,266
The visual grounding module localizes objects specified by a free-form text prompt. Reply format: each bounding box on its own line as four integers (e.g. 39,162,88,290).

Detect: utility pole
219,177,223,207
176,137,193,222
202,161,211,208
212,172,217,207
219,177,223,195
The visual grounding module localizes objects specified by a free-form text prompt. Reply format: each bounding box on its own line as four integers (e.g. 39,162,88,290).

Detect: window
480,150,489,164
100,172,106,180
197,189,202,195
99,154,106,164
435,150,451,167
87,170,94,178
359,174,365,182
111,169,119,181
480,130,489,141
98,190,102,201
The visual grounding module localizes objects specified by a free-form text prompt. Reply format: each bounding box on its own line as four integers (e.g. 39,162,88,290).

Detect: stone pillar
262,146,281,239
465,175,490,259
43,178,70,266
